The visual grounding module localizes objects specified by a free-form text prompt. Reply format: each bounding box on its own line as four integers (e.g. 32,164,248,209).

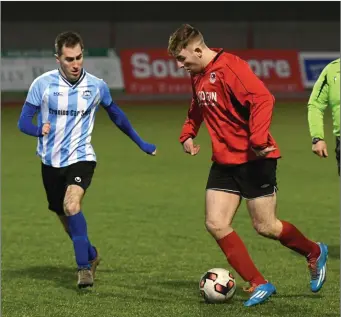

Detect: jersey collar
202,48,224,74
58,68,86,89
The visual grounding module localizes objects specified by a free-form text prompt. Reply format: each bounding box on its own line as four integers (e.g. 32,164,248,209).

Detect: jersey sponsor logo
48,108,92,117
53,92,63,96
197,91,218,106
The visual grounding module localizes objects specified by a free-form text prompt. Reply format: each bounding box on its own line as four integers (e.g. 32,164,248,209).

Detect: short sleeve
100,80,113,107
26,77,43,107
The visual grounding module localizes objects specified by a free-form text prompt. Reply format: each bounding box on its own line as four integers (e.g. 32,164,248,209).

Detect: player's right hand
42,122,51,136
312,140,328,158
183,138,200,156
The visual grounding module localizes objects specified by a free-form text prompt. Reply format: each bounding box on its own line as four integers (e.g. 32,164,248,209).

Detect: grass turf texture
2,103,339,317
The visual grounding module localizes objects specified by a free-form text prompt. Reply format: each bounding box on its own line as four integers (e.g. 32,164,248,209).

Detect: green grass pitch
2,102,339,317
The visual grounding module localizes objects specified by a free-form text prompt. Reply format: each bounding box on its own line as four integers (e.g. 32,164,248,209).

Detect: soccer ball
199,268,236,304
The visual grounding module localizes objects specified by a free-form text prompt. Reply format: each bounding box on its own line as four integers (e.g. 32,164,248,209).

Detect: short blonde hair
167,24,204,57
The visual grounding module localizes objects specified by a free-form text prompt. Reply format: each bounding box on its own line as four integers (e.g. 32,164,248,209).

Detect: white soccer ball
199,268,236,304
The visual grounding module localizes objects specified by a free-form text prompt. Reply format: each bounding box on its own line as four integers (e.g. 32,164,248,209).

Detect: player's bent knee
253,222,271,237
205,218,233,238
63,202,81,216
252,221,280,239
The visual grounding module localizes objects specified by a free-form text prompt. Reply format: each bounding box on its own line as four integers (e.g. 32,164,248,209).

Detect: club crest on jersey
82,90,92,99
209,72,216,84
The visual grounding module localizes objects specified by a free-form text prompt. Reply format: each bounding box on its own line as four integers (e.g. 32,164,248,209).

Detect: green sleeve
307,66,329,139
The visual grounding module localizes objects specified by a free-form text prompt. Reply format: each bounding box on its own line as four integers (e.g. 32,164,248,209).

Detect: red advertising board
120,49,192,95
120,49,303,95
230,50,304,93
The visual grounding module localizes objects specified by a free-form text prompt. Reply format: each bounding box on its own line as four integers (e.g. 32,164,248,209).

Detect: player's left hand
251,146,276,157
140,142,157,156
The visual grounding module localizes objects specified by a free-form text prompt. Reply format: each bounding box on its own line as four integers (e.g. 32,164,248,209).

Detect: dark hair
168,24,203,56
55,31,84,56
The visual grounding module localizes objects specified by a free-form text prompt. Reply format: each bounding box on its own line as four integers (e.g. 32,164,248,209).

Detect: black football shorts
206,159,278,200
41,161,96,215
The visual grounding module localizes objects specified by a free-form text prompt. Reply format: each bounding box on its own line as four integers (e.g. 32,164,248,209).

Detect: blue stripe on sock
72,235,88,242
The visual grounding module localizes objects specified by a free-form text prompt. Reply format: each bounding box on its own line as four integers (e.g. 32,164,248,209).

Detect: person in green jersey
307,58,340,175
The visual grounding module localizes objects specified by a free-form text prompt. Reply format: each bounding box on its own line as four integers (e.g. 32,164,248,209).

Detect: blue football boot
308,242,328,293
244,282,276,307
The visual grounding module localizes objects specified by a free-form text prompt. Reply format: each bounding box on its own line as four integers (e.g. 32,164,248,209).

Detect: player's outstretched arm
104,102,156,156
99,80,156,155
18,102,50,137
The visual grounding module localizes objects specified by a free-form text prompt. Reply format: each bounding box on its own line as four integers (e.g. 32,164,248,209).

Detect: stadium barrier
1,49,338,102
120,49,339,95
298,52,341,88
120,49,306,95
1,49,124,92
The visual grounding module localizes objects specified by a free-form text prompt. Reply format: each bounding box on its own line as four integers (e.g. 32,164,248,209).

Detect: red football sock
217,231,266,286
279,220,320,259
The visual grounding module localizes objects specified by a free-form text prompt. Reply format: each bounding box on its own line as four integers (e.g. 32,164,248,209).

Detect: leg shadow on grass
154,280,247,304
4,265,79,291
4,267,326,303
3,265,114,293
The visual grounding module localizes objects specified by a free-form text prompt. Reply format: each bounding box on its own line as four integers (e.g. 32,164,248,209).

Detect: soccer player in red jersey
168,24,328,307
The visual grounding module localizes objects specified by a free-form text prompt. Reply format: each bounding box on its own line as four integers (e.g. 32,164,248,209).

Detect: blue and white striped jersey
26,69,112,167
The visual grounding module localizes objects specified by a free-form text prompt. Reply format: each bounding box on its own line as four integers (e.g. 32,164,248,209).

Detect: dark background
1,1,339,51
2,1,340,21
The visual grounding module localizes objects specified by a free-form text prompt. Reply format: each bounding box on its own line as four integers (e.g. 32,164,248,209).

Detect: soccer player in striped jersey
18,31,157,288
308,58,340,175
